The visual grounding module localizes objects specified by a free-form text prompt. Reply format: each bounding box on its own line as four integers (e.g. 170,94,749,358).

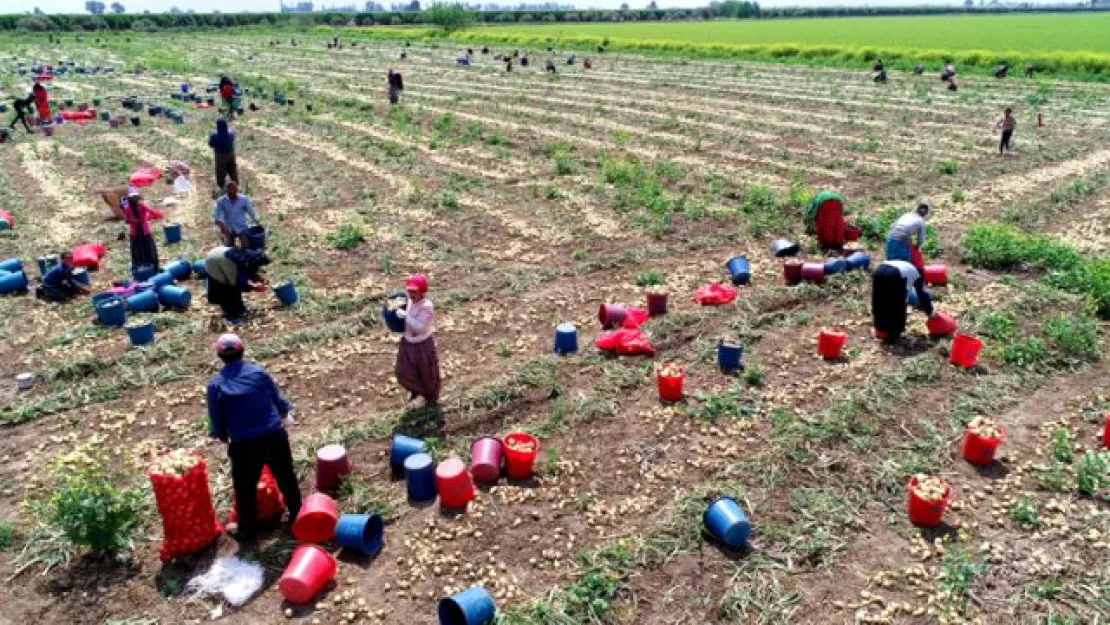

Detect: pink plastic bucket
315,444,350,490
470,437,503,484
292,493,339,543
279,544,336,604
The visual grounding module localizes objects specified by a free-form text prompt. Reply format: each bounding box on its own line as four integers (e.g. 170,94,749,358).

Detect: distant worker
207,333,302,545
940,63,956,82
122,187,163,272
9,93,35,134
208,117,239,190
213,181,258,248
885,202,930,269
947,78,959,92
388,68,404,105
567,54,576,66
913,63,925,75
505,58,512,73
994,64,1008,79
204,246,269,323
546,58,557,74
394,274,441,408
996,107,1016,155
874,67,888,83
218,75,236,120
37,252,91,303
1025,64,1035,78
583,57,593,70
872,59,884,72
872,259,933,343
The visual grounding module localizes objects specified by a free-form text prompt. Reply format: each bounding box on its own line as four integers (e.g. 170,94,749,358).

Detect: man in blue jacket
38,252,90,302
207,334,302,543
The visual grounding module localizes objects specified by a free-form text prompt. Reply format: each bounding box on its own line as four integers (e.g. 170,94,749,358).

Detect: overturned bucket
438,586,497,625
273,280,299,306
703,497,751,548
390,434,427,472
334,513,384,556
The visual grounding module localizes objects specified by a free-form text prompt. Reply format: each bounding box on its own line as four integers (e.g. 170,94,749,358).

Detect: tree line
0,2,1107,32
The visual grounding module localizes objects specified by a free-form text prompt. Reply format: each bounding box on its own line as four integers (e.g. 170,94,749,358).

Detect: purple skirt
396,336,441,402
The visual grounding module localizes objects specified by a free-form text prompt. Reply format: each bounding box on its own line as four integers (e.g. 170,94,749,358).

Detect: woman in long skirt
394,274,441,406
122,188,162,272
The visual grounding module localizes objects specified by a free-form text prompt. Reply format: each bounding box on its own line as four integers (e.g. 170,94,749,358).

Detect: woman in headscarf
205,245,269,323
387,69,404,105
394,274,441,407
122,188,163,273
218,75,236,120
872,259,933,343
32,83,50,125
208,117,238,189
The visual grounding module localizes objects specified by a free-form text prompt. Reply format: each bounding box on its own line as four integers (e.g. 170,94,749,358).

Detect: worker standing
32,83,50,125
207,334,302,544
122,188,163,273
212,181,258,248
996,108,1016,155
9,94,35,134
208,117,239,190
885,202,930,270
387,69,404,105
394,274,442,407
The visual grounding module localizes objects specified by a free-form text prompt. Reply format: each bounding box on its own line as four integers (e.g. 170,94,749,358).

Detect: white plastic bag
187,556,264,607
174,176,194,195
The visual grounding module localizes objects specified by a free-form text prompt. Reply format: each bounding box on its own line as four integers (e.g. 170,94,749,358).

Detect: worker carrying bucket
884,201,931,271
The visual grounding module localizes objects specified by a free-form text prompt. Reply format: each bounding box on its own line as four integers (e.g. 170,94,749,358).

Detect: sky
1,0,1075,17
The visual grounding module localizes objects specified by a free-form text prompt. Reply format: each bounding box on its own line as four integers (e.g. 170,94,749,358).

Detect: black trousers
228,429,302,540
129,233,159,272
214,151,238,190
208,278,247,319
1000,129,1014,153
10,111,32,132
872,265,908,341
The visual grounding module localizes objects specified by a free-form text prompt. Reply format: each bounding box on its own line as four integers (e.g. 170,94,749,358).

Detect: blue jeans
885,238,912,262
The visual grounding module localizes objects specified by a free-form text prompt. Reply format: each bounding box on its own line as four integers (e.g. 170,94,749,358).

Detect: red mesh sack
227,466,286,525
621,307,650,329
694,283,738,305
71,243,106,269
129,167,162,188
148,451,223,563
595,328,655,356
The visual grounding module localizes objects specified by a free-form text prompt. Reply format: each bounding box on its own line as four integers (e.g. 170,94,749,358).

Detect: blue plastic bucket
554,322,578,355
37,254,59,276
91,291,117,307
823,257,847,275
126,320,155,347
70,267,90,287
717,340,744,372
382,293,408,333
132,264,156,282
0,271,29,295
0,258,22,273
95,297,126,326
192,259,208,278
163,222,182,244
149,271,175,290
243,225,266,250
158,285,192,310
438,586,496,625
404,452,437,502
273,280,299,306
845,251,871,272
703,497,751,548
390,434,427,471
164,258,191,281
334,514,384,556
726,255,751,286
126,289,159,313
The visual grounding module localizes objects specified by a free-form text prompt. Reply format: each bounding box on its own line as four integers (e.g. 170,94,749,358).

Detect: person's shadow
395,404,445,439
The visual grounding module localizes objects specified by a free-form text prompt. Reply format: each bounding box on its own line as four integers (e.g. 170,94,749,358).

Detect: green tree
425,3,473,32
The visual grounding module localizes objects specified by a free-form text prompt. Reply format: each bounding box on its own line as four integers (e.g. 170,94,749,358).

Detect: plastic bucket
164,258,192,280
149,271,175,290
163,222,182,244
192,259,207,278
243,225,266,250
906,476,950,528
132,264,156,282
0,259,21,273
16,372,34,391
949,334,983,368
845,224,862,242
438,586,496,625
158,285,191,310
502,433,539,480
717,340,743,372
554,322,578,355
771,239,800,257
726,255,751,286
98,111,110,122
962,427,1004,465
801,263,825,284
334,513,384,556
783,261,803,286
390,434,427,471
279,544,336,604
292,493,339,543
435,457,476,509
315,444,350,491
1103,413,1109,448
130,116,140,127
703,497,751,548
0,271,29,295
470,437,503,484
382,293,408,333
646,292,668,316
924,264,947,286
273,280,299,306
404,453,437,502
845,251,871,272
70,267,90,287
657,368,684,403
926,312,957,338
823,257,847,275
126,289,159,313
125,320,155,347
95,297,126,326
817,329,847,360
598,304,627,329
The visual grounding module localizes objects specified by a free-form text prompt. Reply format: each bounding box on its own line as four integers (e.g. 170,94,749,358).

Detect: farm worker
387,69,404,105
32,82,50,123
212,181,259,248
37,252,91,303
940,63,956,81
207,333,302,543
583,58,593,70
873,59,884,72
204,246,269,323
546,59,557,74
9,94,35,133
885,202,930,270
947,78,959,92
505,58,513,73
996,108,1016,155
218,75,236,119
394,274,442,407
871,260,933,342
122,187,163,272
208,117,238,190
874,67,888,83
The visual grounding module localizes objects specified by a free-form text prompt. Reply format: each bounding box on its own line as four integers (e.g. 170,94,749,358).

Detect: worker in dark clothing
388,69,404,105
207,334,302,543
204,245,269,323
37,252,91,302
9,94,35,133
872,260,933,342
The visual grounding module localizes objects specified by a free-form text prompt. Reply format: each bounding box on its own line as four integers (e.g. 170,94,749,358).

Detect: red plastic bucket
646,292,668,316
503,433,540,480
906,476,950,528
949,334,984,368
801,262,825,284
923,264,947,286
470,437,503,484
1103,413,1109,449
844,224,862,242
817,329,847,360
656,366,685,403
435,457,476,509
292,493,339,543
279,544,336,604
962,427,1005,465
783,261,803,286
315,444,350,490
599,304,627,329
926,312,957,338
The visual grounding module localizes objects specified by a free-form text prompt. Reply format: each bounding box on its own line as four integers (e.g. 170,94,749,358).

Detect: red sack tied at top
129,167,162,188
148,450,223,563
595,328,655,356
227,466,286,525
694,283,738,306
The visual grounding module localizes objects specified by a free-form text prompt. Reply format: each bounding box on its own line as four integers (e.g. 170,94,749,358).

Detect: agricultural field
0,29,1109,625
